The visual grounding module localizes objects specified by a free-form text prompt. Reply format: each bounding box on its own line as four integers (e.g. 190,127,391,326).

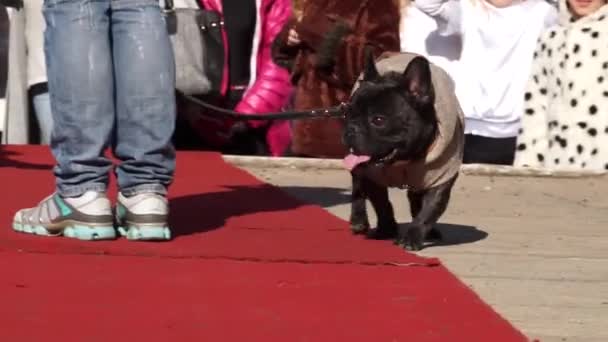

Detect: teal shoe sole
117,225,171,241
13,222,117,241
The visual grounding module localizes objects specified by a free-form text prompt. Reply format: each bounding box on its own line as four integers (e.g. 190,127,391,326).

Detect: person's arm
514,34,552,168
294,0,401,89
233,0,294,128
415,0,462,36
543,5,559,29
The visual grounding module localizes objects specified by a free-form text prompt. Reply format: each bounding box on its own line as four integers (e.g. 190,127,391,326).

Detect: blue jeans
43,0,176,197
32,92,53,145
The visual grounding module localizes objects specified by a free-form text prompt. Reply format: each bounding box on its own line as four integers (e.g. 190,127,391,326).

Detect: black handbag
0,0,23,9
162,0,224,97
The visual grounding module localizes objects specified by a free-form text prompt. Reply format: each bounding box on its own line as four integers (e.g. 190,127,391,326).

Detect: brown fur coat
275,0,401,157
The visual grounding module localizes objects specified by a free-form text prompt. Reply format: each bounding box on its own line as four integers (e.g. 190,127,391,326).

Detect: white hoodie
416,0,558,138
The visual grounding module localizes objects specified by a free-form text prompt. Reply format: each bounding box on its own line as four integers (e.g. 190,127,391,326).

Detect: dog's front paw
349,209,370,234
396,225,424,251
350,223,370,234
350,222,370,235
366,219,398,240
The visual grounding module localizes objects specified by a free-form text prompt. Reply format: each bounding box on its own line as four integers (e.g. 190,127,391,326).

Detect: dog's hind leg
398,175,458,251
350,172,370,234
362,178,398,240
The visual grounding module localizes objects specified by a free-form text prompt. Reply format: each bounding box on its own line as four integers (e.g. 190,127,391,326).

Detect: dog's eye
371,115,386,127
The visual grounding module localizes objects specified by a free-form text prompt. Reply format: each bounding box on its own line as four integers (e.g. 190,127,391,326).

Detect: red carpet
0,146,528,341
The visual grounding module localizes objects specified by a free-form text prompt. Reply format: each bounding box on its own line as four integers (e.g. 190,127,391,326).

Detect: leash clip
338,102,349,118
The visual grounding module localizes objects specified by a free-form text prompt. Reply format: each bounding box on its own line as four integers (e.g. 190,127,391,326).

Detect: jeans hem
57,183,107,198
120,184,168,197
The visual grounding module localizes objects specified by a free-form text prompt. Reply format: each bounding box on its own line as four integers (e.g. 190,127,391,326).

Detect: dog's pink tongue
343,154,371,171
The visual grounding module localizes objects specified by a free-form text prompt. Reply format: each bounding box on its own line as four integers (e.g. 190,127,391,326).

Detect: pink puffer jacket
198,0,293,156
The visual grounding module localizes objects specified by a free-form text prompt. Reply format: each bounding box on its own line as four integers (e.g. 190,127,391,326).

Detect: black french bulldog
343,52,464,251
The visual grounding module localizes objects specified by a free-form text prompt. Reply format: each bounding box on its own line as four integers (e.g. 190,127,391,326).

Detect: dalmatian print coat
514,1,608,171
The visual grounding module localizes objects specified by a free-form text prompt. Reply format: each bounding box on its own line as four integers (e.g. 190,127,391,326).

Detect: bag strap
181,93,348,121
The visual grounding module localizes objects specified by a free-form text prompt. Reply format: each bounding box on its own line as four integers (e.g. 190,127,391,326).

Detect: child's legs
463,134,516,165
44,0,115,197
111,0,176,196
32,89,53,144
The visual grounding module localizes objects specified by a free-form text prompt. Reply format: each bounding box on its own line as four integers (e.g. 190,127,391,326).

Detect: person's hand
227,121,250,139
226,121,270,155
0,0,23,9
287,29,301,46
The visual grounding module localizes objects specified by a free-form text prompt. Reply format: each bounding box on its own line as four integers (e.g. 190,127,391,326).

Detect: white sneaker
13,191,116,240
116,192,171,241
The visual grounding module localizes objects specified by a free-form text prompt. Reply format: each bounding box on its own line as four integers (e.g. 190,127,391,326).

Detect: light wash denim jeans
32,91,53,145
43,0,176,197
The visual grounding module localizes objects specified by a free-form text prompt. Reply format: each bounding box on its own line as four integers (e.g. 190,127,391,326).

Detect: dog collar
385,133,439,191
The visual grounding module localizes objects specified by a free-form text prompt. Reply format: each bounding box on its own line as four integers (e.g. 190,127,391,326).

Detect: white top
399,4,461,85
416,0,558,138
23,0,47,88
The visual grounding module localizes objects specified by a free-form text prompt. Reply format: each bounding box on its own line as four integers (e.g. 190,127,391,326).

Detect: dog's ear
401,56,434,108
362,48,380,82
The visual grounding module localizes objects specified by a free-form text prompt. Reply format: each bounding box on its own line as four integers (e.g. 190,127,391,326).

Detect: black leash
181,93,348,121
